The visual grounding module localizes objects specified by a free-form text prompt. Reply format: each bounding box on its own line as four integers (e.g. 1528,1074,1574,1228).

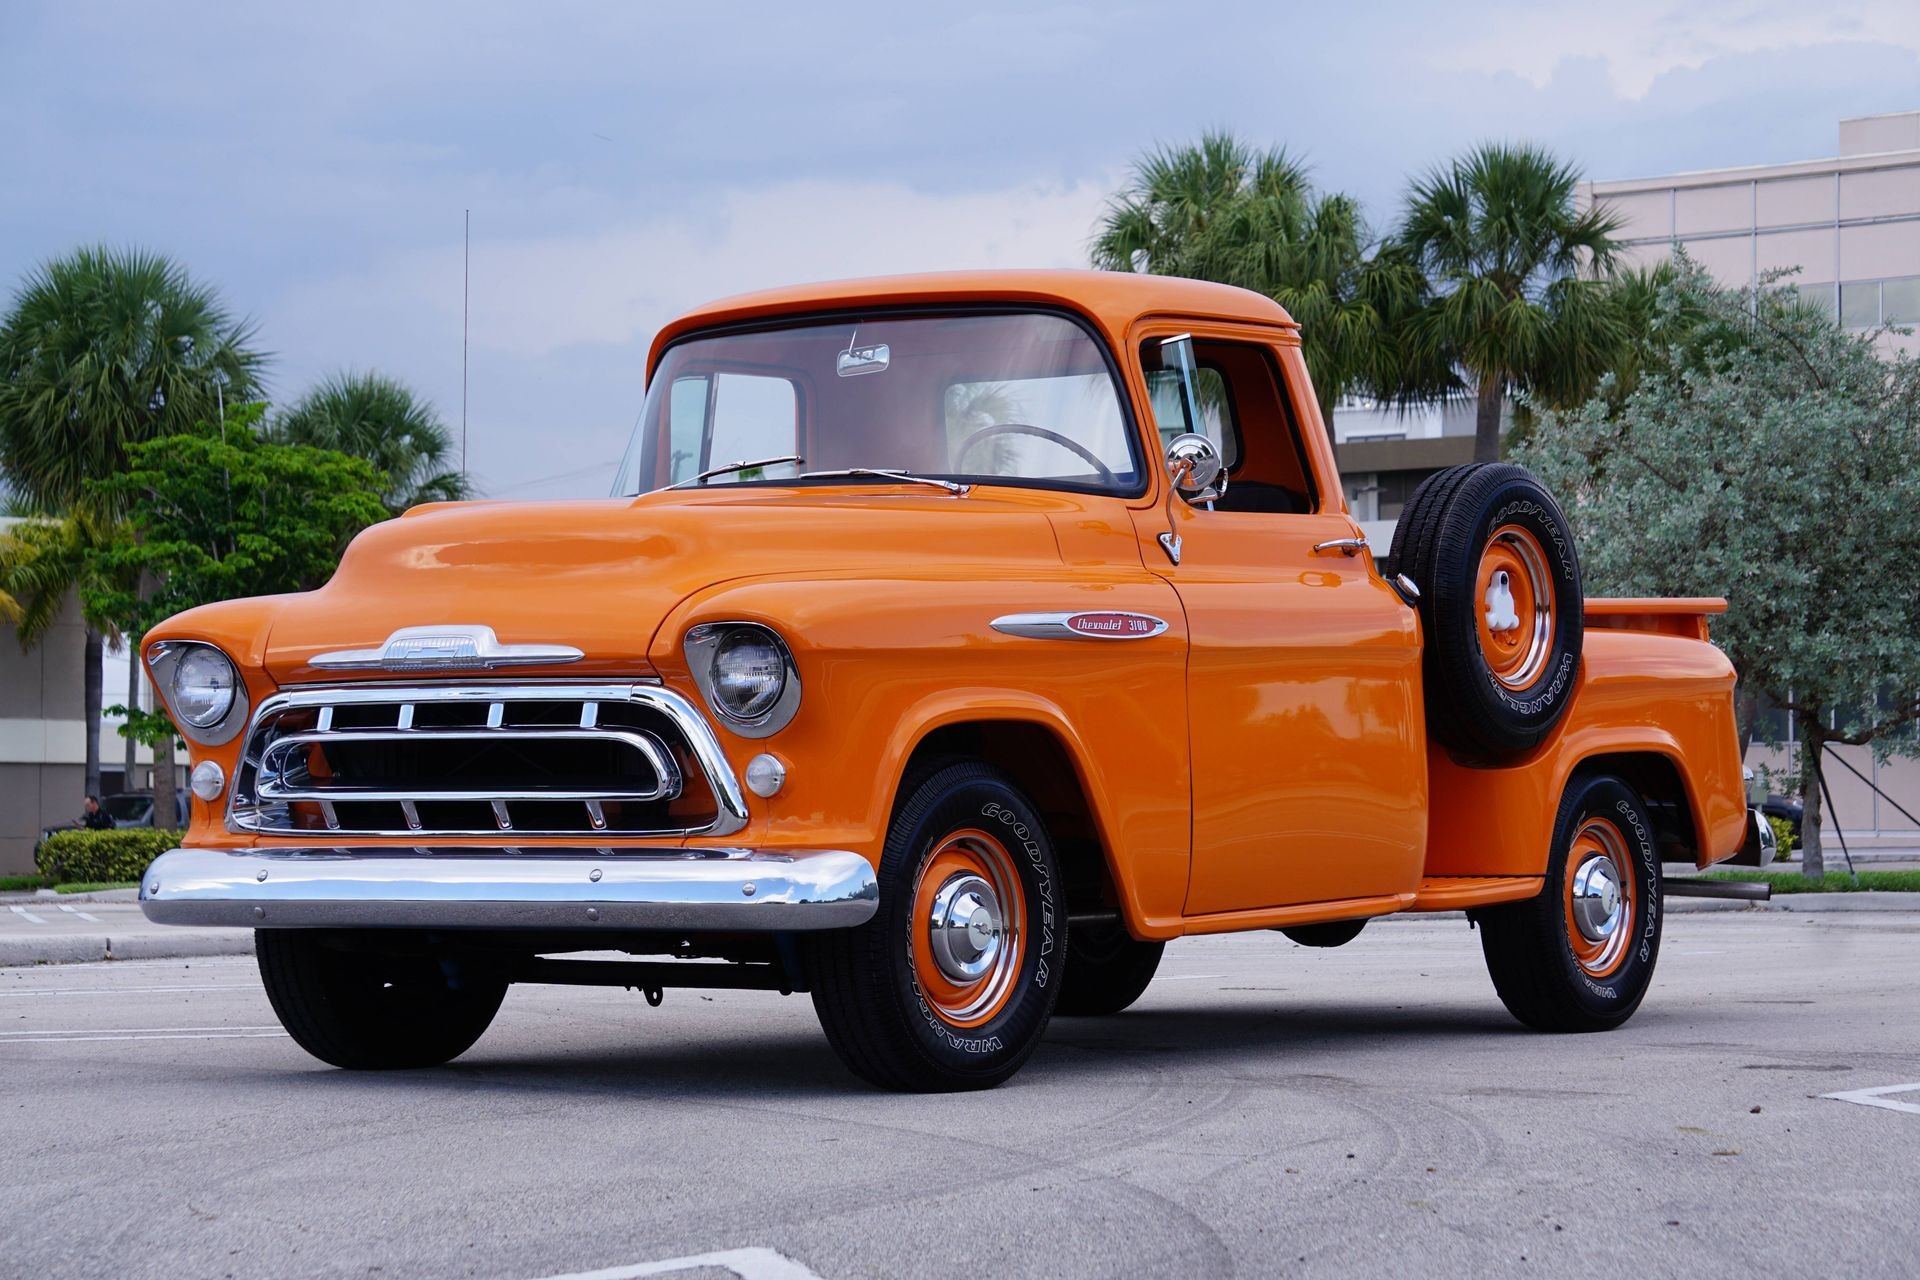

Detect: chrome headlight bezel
684,622,800,738
146,641,250,746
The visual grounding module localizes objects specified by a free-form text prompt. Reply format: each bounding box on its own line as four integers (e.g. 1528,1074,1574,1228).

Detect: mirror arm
1159,457,1191,566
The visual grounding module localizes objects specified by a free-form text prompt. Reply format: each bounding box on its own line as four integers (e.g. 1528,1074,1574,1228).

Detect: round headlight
170,646,238,728
711,630,786,721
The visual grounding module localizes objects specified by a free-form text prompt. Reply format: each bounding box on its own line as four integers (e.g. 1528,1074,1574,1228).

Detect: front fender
654,572,1192,929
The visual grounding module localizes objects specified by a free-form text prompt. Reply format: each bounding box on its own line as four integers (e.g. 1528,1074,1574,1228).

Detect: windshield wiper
670,455,805,488
799,467,971,496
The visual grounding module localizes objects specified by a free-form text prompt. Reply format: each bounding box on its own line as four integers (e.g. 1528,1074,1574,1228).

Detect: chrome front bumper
139,845,878,931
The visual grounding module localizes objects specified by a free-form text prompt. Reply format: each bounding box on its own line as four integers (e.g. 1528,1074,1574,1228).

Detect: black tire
1053,918,1163,1016
1280,919,1368,948
805,762,1064,1091
1388,462,1583,760
256,931,507,1069
1478,773,1663,1032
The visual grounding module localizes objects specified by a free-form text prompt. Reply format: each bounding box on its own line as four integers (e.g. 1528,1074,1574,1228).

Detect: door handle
1312,537,1368,557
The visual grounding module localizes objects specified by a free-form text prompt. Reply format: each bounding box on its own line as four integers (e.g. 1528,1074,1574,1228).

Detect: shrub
1767,815,1797,859
36,829,181,884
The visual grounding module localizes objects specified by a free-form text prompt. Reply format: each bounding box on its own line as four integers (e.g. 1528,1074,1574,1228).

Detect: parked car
134,271,1765,1091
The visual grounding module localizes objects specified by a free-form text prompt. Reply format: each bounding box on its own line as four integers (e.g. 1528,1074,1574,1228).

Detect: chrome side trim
226,683,750,839
140,845,878,932
311,625,583,672
991,611,1170,640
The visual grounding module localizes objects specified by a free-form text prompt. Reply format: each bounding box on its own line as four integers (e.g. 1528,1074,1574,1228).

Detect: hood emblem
991,611,1169,641
310,625,585,672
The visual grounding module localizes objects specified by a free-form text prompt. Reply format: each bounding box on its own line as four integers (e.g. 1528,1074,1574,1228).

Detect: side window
1140,338,1316,515
670,372,801,484
1142,363,1237,468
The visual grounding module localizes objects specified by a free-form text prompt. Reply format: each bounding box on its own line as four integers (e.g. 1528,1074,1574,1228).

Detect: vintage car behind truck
137,270,1772,1091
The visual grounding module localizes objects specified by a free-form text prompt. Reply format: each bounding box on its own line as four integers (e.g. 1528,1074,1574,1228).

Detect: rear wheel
1478,773,1663,1032
805,762,1064,1091
1054,918,1162,1016
255,931,507,1069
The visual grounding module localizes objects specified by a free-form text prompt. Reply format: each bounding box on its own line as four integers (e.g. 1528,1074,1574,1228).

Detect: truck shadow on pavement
214,995,1740,1100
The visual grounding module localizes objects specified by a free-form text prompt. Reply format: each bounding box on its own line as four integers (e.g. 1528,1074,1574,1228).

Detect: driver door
1130,325,1427,917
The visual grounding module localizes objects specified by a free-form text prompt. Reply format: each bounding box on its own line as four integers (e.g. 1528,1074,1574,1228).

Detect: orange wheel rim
1475,524,1555,691
909,829,1025,1029
1564,817,1635,978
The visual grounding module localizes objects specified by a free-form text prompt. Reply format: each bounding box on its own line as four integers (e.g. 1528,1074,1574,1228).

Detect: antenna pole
462,208,471,479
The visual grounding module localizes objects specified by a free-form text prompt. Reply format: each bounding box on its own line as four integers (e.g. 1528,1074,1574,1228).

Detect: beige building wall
1579,110,1920,359
0,591,88,874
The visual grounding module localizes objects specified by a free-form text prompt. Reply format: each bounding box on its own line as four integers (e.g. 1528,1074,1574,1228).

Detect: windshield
614,311,1142,496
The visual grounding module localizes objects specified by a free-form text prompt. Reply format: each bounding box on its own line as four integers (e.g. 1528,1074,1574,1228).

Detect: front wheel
1478,773,1663,1032
256,931,507,1069
805,762,1064,1091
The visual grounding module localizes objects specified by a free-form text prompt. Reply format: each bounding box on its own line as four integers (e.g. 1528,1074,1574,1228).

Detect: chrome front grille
227,683,748,838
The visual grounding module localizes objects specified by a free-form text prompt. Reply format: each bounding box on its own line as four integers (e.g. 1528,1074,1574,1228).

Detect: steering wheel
953,422,1118,484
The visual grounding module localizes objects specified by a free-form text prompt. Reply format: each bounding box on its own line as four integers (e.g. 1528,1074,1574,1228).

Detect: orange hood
256,486,1081,683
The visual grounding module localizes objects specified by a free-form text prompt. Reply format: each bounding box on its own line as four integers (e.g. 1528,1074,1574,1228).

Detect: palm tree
0,246,265,510
268,372,471,514
0,246,264,814
1092,131,1437,418
1396,143,1627,461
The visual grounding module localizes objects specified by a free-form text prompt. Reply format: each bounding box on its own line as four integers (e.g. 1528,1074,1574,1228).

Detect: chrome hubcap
1570,854,1625,943
927,873,1003,983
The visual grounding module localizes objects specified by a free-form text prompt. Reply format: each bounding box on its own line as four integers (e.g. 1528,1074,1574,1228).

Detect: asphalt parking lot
4,910,1917,1279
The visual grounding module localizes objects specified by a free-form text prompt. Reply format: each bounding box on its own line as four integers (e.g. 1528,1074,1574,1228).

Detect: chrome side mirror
1165,433,1223,498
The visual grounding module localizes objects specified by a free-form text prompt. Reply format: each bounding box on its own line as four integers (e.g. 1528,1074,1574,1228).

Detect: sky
3,1,1917,499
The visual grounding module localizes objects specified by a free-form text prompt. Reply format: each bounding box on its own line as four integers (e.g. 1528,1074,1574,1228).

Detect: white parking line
0,985,255,998
8,905,48,924
532,1247,824,1280
56,905,102,923
1157,973,1224,982
1823,1082,1920,1116
0,1025,282,1037
0,1031,286,1044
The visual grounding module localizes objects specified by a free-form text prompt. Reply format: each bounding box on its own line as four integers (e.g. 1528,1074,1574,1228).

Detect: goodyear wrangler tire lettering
1477,773,1664,1033
1386,463,1584,761
803,762,1065,1092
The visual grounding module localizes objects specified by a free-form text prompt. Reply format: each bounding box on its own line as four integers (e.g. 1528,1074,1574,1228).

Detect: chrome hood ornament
310,624,584,672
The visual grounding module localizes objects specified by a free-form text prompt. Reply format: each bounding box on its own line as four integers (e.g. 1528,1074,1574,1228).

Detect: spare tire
1388,462,1582,761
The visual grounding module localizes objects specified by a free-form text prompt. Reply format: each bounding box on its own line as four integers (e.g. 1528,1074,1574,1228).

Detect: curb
1665,894,1920,913
0,931,254,968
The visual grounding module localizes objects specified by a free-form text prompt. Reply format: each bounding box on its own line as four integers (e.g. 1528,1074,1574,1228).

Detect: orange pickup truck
138,270,1771,1090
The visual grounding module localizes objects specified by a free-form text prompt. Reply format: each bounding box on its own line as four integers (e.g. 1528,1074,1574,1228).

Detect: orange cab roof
647,269,1295,374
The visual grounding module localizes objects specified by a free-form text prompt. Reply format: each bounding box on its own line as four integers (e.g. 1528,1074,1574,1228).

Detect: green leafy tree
1092,130,1440,419
0,245,265,800
268,371,471,514
85,403,391,824
1397,143,1627,460
1519,261,1920,878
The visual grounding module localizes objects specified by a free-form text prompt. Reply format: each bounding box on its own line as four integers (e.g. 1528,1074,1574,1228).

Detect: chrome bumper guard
140,845,878,932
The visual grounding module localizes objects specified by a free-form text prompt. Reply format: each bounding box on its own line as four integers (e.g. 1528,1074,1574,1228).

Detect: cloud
1426,0,1920,98
265,176,1116,496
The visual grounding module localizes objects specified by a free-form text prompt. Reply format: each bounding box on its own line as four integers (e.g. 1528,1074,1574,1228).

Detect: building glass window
1790,283,1837,321
1840,280,1881,329
1882,278,1920,327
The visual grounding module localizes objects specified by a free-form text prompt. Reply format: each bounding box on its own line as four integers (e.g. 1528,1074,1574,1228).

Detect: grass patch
53,880,139,895
1700,868,1920,893
0,874,53,892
